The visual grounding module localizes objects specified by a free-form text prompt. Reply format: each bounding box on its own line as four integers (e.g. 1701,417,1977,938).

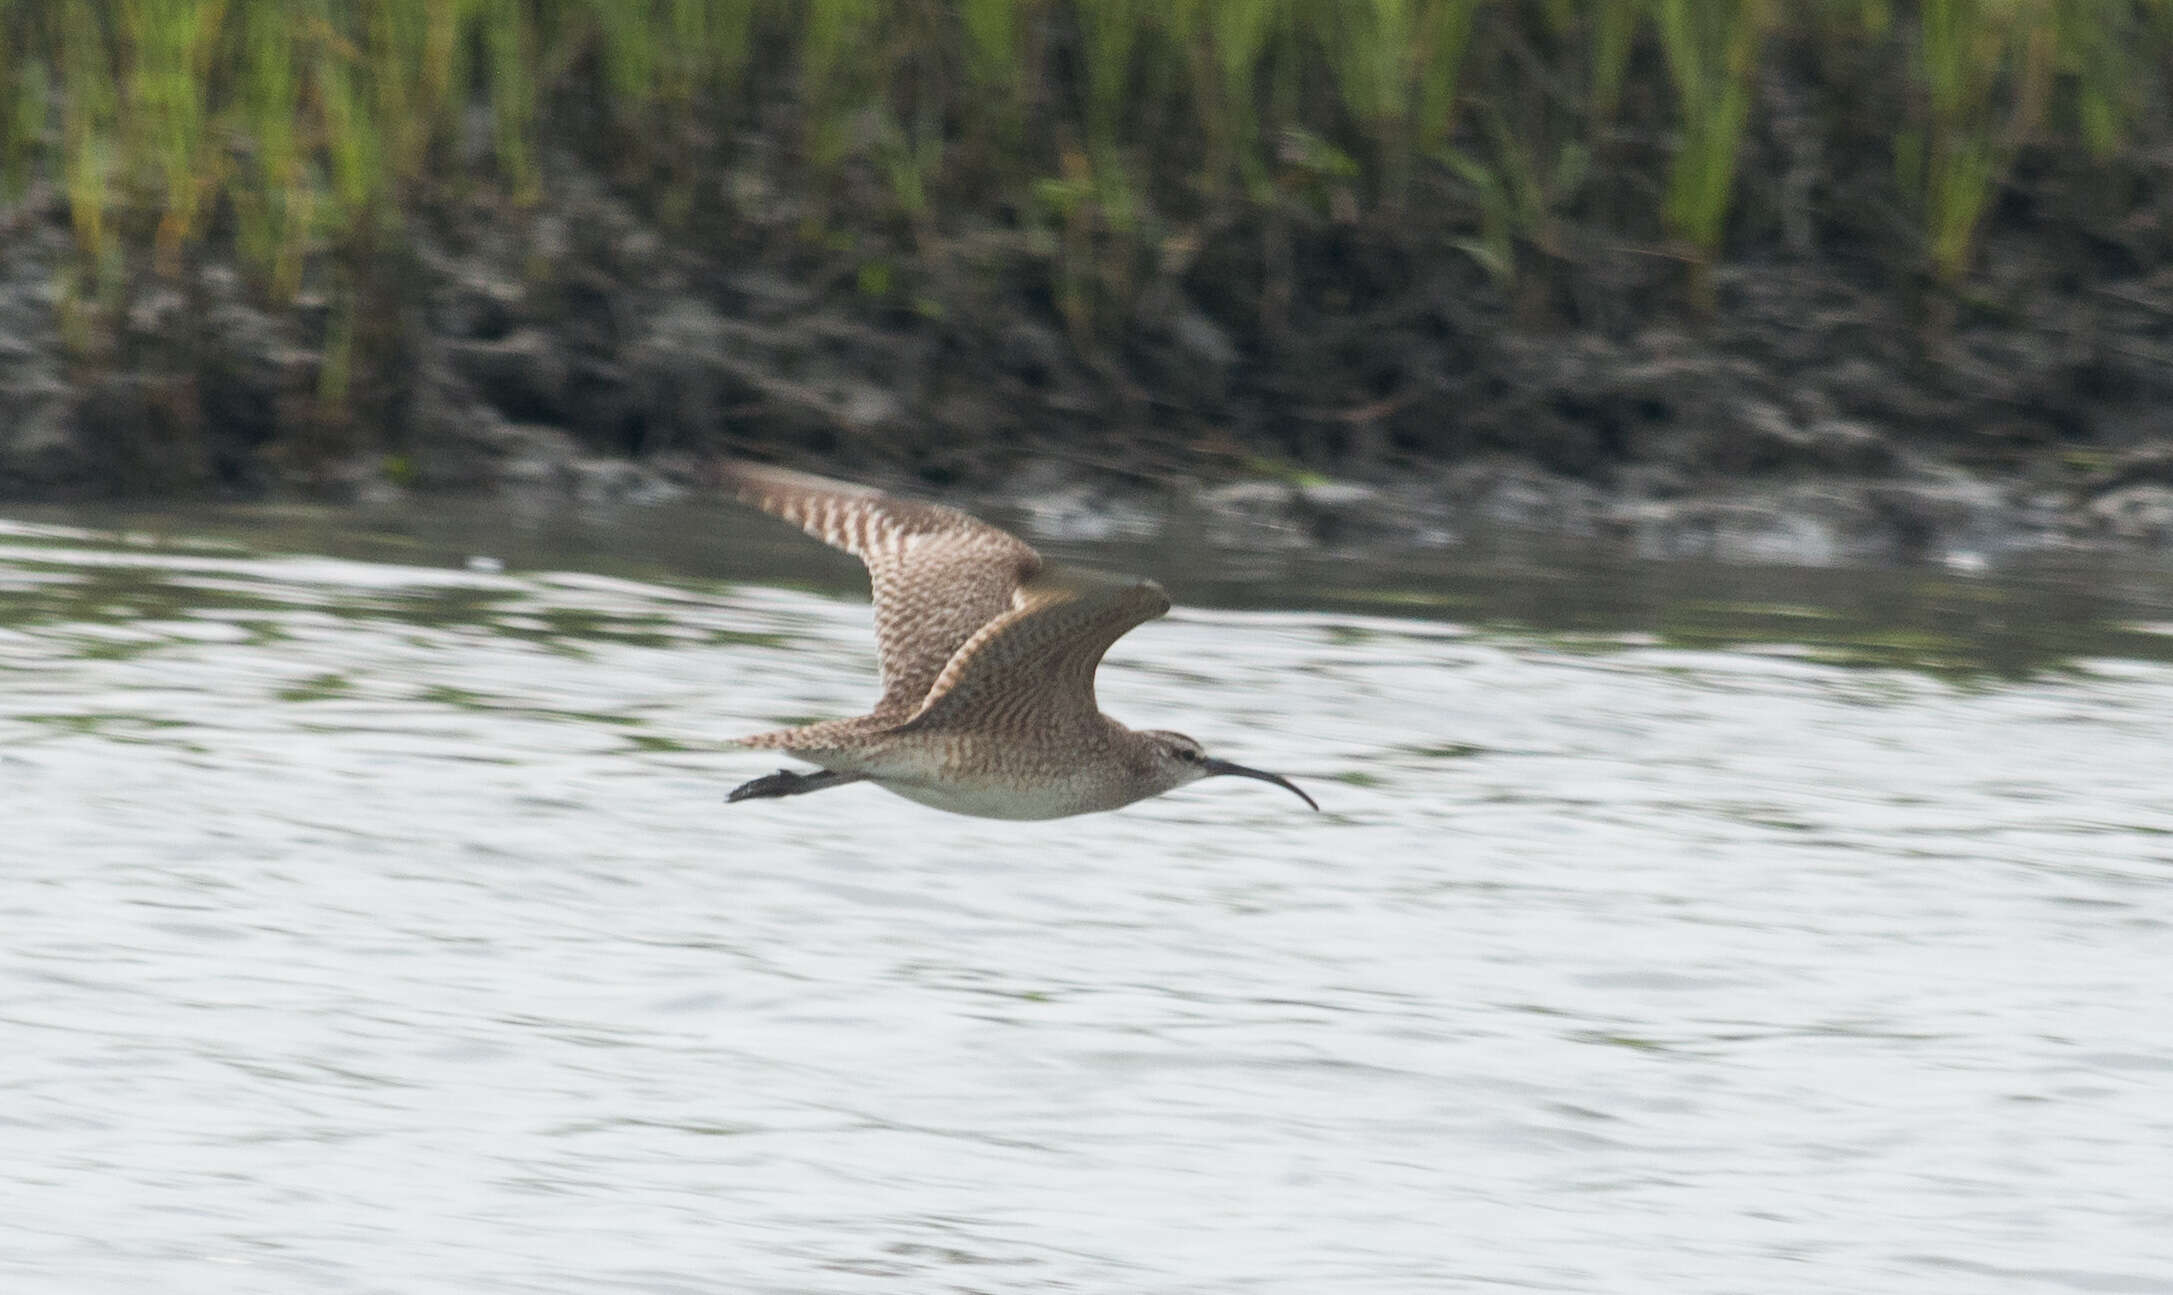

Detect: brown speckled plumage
719,461,1040,719
720,461,1317,820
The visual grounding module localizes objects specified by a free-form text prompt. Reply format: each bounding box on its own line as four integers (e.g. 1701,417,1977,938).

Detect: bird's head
1139,730,1318,811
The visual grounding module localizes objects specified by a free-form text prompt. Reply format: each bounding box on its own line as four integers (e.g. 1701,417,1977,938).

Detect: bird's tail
725,714,898,752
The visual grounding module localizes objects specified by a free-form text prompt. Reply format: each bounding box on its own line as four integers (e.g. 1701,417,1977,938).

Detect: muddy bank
3,159,2172,569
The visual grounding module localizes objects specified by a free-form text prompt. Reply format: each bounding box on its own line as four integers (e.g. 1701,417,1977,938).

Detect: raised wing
720,461,1041,715
901,568,1170,735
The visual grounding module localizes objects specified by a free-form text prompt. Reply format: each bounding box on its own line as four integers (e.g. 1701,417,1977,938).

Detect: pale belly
869,775,1125,821
787,735,1135,821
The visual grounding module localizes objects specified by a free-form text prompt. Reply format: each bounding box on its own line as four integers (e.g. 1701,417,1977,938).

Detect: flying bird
719,461,1318,820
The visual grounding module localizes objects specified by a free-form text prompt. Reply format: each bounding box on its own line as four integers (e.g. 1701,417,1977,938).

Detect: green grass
1,0,2168,357
1654,0,1768,304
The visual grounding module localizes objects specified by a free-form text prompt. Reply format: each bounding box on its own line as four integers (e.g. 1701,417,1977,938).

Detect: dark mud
4,154,2172,569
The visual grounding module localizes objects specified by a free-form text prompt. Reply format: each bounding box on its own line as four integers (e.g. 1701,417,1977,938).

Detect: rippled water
5,503,2173,1294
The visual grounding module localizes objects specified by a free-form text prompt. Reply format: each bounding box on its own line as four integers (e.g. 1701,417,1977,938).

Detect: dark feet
728,768,865,803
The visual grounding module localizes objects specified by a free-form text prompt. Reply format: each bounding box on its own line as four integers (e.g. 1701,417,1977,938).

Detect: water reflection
4,507,2171,1294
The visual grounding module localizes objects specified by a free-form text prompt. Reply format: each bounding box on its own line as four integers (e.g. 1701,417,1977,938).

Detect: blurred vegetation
1,0,2170,357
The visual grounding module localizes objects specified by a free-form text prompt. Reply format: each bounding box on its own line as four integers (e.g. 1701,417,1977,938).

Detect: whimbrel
719,461,1318,820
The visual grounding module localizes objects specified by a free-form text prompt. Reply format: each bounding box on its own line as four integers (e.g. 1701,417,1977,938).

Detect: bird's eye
1177,747,1200,763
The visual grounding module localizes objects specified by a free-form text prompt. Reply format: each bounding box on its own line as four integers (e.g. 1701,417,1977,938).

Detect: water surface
4,502,2171,1294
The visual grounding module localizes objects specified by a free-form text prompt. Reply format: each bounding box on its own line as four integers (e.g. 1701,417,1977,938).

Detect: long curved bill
1201,758,1319,811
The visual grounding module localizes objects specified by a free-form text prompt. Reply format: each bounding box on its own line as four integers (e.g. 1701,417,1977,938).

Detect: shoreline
5,165,2172,568
5,4,2173,569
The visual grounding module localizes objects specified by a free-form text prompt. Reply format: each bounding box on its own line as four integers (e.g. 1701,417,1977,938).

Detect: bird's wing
721,461,1041,715
900,568,1170,735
